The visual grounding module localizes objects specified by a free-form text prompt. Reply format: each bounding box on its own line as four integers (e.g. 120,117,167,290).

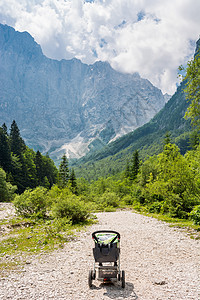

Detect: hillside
73,37,200,179
73,82,191,179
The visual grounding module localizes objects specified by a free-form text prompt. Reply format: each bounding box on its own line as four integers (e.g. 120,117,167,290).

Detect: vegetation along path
0,210,199,300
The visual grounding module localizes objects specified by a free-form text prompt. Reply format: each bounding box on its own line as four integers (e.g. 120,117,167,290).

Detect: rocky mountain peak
0,24,43,60
0,24,166,161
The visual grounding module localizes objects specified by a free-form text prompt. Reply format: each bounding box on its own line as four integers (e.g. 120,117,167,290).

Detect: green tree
0,127,12,173
145,144,198,218
76,177,90,196
10,153,25,193
164,131,172,146
43,153,58,187
23,147,37,189
181,45,200,129
69,168,78,194
185,143,200,184
9,121,27,193
0,168,17,202
189,130,200,149
35,150,45,186
124,161,131,179
10,120,25,157
138,155,159,187
58,154,69,188
34,151,57,188
2,123,8,135
130,150,140,181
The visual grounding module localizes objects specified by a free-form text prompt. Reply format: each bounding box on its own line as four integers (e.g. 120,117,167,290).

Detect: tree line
1,49,200,226
0,120,77,200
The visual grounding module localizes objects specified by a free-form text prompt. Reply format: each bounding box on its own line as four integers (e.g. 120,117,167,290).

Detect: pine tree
125,161,130,179
2,123,8,135
0,127,12,173
43,153,58,187
10,120,25,157
8,121,27,193
69,168,78,194
130,150,140,181
35,150,45,186
58,154,69,188
164,131,172,146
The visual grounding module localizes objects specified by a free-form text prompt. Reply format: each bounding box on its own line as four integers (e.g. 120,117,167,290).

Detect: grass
1,201,199,276
132,206,200,239
0,215,96,276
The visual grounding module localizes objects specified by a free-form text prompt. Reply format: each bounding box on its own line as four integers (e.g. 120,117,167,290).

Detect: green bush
51,194,90,224
0,168,17,202
99,191,120,208
148,201,163,213
13,187,48,218
122,195,133,205
189,205,200,225
104,206,117,212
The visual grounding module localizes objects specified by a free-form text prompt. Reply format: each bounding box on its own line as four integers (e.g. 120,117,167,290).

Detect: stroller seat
93,242,120,262
92,230,120,263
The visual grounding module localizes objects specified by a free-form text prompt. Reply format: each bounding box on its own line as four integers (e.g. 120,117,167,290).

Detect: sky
0,0,199,95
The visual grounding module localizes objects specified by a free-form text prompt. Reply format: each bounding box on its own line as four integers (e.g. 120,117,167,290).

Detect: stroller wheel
88,270,93,288
121,270,125,288
93,270,96,280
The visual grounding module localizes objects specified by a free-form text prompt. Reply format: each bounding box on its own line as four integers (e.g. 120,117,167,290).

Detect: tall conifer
35,150,45,185
58,154,69,188
130,150,140,181
0,127,11,172
10,120,25,157
69,168,78,194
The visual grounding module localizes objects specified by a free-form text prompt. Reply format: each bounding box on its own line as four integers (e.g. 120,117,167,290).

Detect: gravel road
0,209,199,300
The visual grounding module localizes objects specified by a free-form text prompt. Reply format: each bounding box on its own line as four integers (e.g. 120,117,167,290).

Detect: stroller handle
92,230,120,244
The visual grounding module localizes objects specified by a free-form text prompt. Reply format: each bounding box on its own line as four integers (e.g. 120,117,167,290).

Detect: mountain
73,37,200,179
73,83,191,179
0,24,166,160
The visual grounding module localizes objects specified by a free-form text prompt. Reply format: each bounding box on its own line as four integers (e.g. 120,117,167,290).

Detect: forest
0,47,200,234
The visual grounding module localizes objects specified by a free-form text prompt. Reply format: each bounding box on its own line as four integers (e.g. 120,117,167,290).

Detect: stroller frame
89,230,125,288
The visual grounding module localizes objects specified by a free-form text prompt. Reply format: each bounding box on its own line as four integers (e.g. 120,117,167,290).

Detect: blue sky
0,0,199,94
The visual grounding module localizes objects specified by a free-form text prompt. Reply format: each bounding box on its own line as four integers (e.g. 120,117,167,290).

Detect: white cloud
0,0,199,94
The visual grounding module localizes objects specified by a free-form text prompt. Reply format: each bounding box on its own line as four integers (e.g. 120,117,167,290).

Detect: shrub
148,201,163,213
0,168,17,202
104,206,117,212
189,205,200,225
51,194,90,224
13,187,48,218
99,192,120,208
122,195,133,205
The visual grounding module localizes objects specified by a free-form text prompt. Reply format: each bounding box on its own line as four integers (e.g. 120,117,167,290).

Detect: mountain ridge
0,23,166,160
73,37,200,178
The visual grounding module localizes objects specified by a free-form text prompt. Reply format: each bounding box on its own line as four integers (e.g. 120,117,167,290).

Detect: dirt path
0,210,199,300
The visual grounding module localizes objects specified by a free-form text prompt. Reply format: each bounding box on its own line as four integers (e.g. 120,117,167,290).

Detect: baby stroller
88,230,125,288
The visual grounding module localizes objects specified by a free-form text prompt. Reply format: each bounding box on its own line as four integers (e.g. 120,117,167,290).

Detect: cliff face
0,24,166,159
